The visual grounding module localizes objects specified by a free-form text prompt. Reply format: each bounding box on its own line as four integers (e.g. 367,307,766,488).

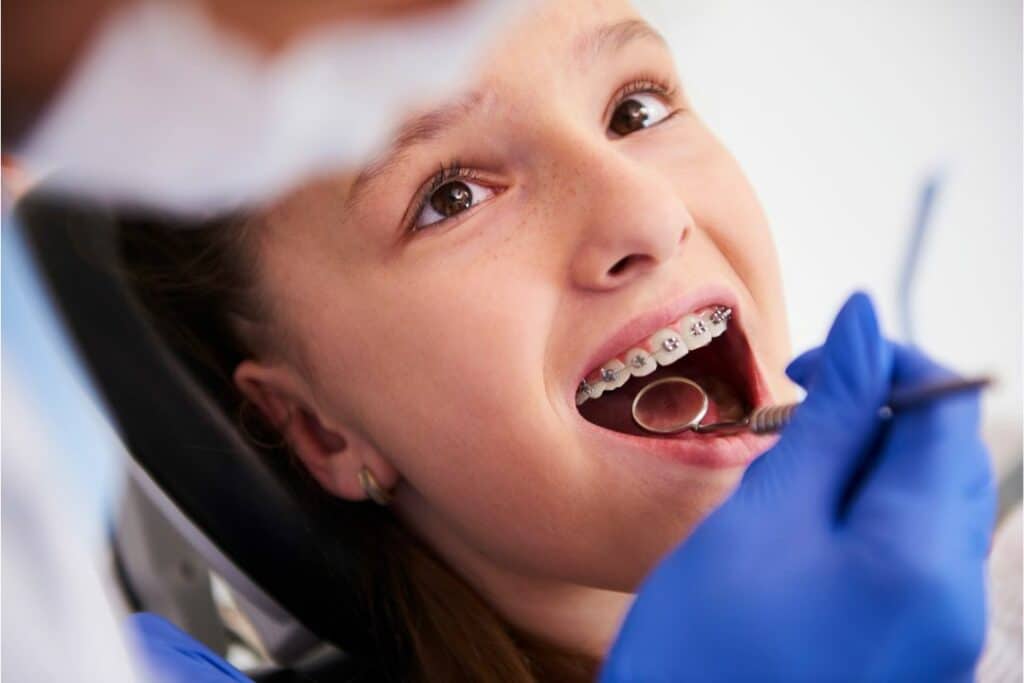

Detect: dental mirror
631,374,994,436
630,377,709,434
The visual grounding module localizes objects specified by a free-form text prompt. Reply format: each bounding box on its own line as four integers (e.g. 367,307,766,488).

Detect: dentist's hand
602,293,995,682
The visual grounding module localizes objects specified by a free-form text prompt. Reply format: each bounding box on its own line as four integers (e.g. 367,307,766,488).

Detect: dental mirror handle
694,375,993,436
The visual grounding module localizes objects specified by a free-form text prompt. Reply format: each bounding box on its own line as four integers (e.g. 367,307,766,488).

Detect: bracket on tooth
709,306,732,325
689,320,708,337
601,367,618,383
631,354,648,369
662,336,681,352
576,379,598,404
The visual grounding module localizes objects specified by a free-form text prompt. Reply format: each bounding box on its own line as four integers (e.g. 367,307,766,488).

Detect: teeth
577,378,604,404
627,348,657,377
682,314,712,350
600,359,629,391
705,307,730,338
705,306,730,337
650,328,688,366
576,305,732,405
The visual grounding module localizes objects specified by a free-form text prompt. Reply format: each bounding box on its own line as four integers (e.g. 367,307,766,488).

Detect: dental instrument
631,373,992,436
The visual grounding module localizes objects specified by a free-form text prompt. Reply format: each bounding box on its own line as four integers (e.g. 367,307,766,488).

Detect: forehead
342,1,661,203
259,0,658,246
481,0,647,75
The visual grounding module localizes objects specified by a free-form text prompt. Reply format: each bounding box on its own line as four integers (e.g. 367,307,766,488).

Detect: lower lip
581,418,777,469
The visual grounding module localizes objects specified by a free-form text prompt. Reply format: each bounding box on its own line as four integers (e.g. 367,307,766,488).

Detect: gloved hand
602,293,995,682
128,613,252,683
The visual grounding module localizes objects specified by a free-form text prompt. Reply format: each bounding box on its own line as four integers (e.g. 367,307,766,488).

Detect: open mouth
576,304,760,437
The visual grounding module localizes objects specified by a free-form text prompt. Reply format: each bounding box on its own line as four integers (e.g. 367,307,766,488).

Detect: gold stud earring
358,466,393,506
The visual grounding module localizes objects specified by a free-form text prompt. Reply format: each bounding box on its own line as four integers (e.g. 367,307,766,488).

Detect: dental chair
17,190,383,682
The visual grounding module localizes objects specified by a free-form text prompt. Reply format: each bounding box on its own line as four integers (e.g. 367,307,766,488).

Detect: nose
563,145,693,292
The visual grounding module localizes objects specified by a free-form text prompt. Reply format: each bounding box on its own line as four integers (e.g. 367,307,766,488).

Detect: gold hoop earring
358,467,393,506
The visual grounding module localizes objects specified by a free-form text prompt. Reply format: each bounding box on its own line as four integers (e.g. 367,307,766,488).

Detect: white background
639,0,1022,475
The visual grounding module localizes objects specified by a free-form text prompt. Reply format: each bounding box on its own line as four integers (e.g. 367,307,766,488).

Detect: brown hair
116,211,599,683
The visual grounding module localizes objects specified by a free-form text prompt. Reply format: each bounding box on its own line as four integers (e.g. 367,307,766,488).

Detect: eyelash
405,75,680,234
406,161,483,233
606,76,679,124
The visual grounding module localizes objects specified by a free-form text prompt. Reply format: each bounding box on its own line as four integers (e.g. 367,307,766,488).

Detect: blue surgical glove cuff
128,613,252,683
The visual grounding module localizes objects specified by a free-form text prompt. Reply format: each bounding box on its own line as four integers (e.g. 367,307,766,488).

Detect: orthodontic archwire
576,306,732,401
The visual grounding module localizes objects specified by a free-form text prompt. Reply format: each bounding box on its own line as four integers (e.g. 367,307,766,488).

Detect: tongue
578,368,745,437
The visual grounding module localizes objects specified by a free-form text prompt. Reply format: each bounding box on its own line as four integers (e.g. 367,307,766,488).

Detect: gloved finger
740,293,893,515
848,345,995,553
785,346,823,387
879,344,990,497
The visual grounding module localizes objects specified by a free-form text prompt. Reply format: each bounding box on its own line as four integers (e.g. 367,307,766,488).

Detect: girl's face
244,0,792,628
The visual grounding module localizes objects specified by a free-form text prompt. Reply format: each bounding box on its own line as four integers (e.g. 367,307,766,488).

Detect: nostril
608,256,632,276
608,254,653,277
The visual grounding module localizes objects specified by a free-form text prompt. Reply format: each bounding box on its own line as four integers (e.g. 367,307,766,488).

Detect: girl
119,1,797,679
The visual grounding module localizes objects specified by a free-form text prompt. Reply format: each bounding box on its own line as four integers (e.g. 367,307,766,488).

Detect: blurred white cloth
977,505,1023,683
2,384,141,682
20,0,518,214
2,220,141,681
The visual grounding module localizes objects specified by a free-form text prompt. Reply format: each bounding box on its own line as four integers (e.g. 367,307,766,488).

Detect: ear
234,360,399,503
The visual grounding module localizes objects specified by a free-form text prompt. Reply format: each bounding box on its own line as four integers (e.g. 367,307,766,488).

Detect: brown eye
430,180,473,218
414,176,496,230
610,99,649,135
608,92,672,137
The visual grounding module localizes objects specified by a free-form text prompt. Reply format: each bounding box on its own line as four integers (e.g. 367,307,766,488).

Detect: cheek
278,257,715,587
670,146,778,294
297,243,564,462
693,165,793,388
658,127,793,386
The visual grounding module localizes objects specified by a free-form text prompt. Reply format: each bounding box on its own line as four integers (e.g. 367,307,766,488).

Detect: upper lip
569,284,741,399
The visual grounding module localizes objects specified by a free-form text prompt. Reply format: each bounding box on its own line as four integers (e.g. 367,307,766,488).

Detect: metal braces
575,306,732,404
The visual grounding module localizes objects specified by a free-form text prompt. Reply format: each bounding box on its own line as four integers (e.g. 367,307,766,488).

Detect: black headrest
15,191,379,664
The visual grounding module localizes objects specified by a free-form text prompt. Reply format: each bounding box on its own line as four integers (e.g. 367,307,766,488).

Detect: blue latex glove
128,613,252,683
602,293,995,682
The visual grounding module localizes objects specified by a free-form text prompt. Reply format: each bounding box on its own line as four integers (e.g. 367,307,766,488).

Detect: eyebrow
346,88,486,209
574,18,668,69
345,18,668,209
